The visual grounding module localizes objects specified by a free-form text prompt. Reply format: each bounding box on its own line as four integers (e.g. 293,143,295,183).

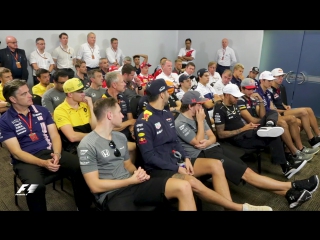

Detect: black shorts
102,176,170,211
191,145,247,185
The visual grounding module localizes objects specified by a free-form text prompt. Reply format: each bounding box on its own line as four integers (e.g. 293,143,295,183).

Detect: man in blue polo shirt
0,79,93,211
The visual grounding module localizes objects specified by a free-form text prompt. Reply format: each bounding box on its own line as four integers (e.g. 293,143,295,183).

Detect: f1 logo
16,184,38,196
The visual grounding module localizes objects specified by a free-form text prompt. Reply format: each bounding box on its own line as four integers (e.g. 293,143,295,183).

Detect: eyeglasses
74,90,84,93
8,42,18,44
109,140,121,157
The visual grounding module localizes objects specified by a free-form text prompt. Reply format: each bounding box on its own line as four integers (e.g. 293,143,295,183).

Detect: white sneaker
242,203,273,211
257,126,284,137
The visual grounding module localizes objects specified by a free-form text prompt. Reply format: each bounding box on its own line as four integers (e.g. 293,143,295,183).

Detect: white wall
178,30,264,74
0,30,263,87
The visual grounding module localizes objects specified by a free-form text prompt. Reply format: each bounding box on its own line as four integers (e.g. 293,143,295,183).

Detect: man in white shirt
155,59,179,88
76,32,101,71
213,69,232,99
106,38,126,67
29,38,55,86
216,38,237,76
208,61,222,87
51,32,76,79
177,38,196,69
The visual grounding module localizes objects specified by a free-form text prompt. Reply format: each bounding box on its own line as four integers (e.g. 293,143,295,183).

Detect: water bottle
172,150,186,168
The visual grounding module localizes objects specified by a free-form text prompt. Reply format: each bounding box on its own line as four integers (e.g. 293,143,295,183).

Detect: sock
299,147,305,152
310,137,315,141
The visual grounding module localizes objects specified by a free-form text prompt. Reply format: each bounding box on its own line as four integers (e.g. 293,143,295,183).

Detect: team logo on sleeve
142,110,153,121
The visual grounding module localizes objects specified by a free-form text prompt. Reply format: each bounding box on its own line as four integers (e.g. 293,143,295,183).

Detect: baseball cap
109,65,119,72
271,68,286,77
197,68,208,77
63,78,84,93
251,67,259,73
223,84,245,97
259,71,276,80
241,78,257,89
140,62,152,68
146,78,174,95
181,91,208,104
179,74,190,82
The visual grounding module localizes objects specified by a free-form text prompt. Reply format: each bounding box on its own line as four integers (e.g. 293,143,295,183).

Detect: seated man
105,71,137,164
175,90,318,209
77,97,197,211
134,78,273,211
238,78,318,164
84,69,107,103
270,68,320,148
0,67,13,114
32,68,55,97
41,70,69,116
0,79,92,211
214,84,306,179
53,78,96,154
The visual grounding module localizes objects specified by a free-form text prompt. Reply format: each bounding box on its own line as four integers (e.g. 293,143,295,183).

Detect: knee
175,180,193,195
277,119,288,128
300,109,308,117
186,176,201,189
287,115,297,124
209,158,225,175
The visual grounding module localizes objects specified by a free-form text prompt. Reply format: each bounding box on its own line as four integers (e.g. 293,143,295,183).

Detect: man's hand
194,139,210,149
83,96,93,107
184,158,194,175
251,93,263,101
51,152,61,165
43,158,60,172
130,167,150,184
243,122,260,131
195,108,206,123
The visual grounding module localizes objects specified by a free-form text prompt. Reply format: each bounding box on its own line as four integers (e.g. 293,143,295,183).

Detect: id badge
92,55,95,59
16,62,21,68
29,133,39,141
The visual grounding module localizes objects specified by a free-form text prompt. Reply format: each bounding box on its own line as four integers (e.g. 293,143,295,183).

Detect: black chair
279,84,288,106
129,95,142,119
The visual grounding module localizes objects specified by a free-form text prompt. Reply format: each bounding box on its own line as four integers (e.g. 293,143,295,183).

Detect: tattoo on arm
172,173,186,180
216,124,241,139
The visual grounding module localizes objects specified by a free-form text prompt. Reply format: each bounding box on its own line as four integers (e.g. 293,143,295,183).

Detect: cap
251,67,259,73
63,78,84,93
223,84,245,97
259,71,276,80
140,62,152,68
181,91,208,104
197,68,208,77
271,68,286,77
109,65,119,72
179,74,190,82
241,78,257,89
146,78,174,95
165,80,175,95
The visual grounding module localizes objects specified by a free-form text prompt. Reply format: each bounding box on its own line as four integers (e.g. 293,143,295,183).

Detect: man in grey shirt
41,70,68,114
84,69,107,103
175,90,319,209
77,97,196,211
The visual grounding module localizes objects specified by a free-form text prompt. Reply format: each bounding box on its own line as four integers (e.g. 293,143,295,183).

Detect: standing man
51,32,76,79
29,38,55,85
177,38,196,69
41,70,69,115
133,54,148,75
106,38,126,67
84,69,107,103
76,32,101,71
216,38,237,76
0,36,29,81
0,79,93,211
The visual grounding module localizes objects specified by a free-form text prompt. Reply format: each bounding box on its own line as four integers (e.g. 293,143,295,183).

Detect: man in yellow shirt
53,78,96,153
32,68,54,97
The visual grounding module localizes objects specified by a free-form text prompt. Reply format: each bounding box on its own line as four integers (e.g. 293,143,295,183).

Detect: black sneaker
283,160,307,179
308,136,320,148
292,175,319,194
285,188,312,209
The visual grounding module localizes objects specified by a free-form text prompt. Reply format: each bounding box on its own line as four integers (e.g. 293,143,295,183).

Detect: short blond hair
233,63,244,72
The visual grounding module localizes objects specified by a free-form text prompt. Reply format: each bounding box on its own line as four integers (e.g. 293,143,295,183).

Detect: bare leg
277,116,299,154
193,158,232,201
242,168,290,196
306,107,320,136
164,178,197,211
284,108,314,140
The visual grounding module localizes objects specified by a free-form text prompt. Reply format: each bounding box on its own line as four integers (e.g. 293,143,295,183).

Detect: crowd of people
0,32,319,211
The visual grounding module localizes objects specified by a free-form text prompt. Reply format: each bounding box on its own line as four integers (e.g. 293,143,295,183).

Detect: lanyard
60,45,70,54
18,112,33,133
36,49,47,59
10,51,19,62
